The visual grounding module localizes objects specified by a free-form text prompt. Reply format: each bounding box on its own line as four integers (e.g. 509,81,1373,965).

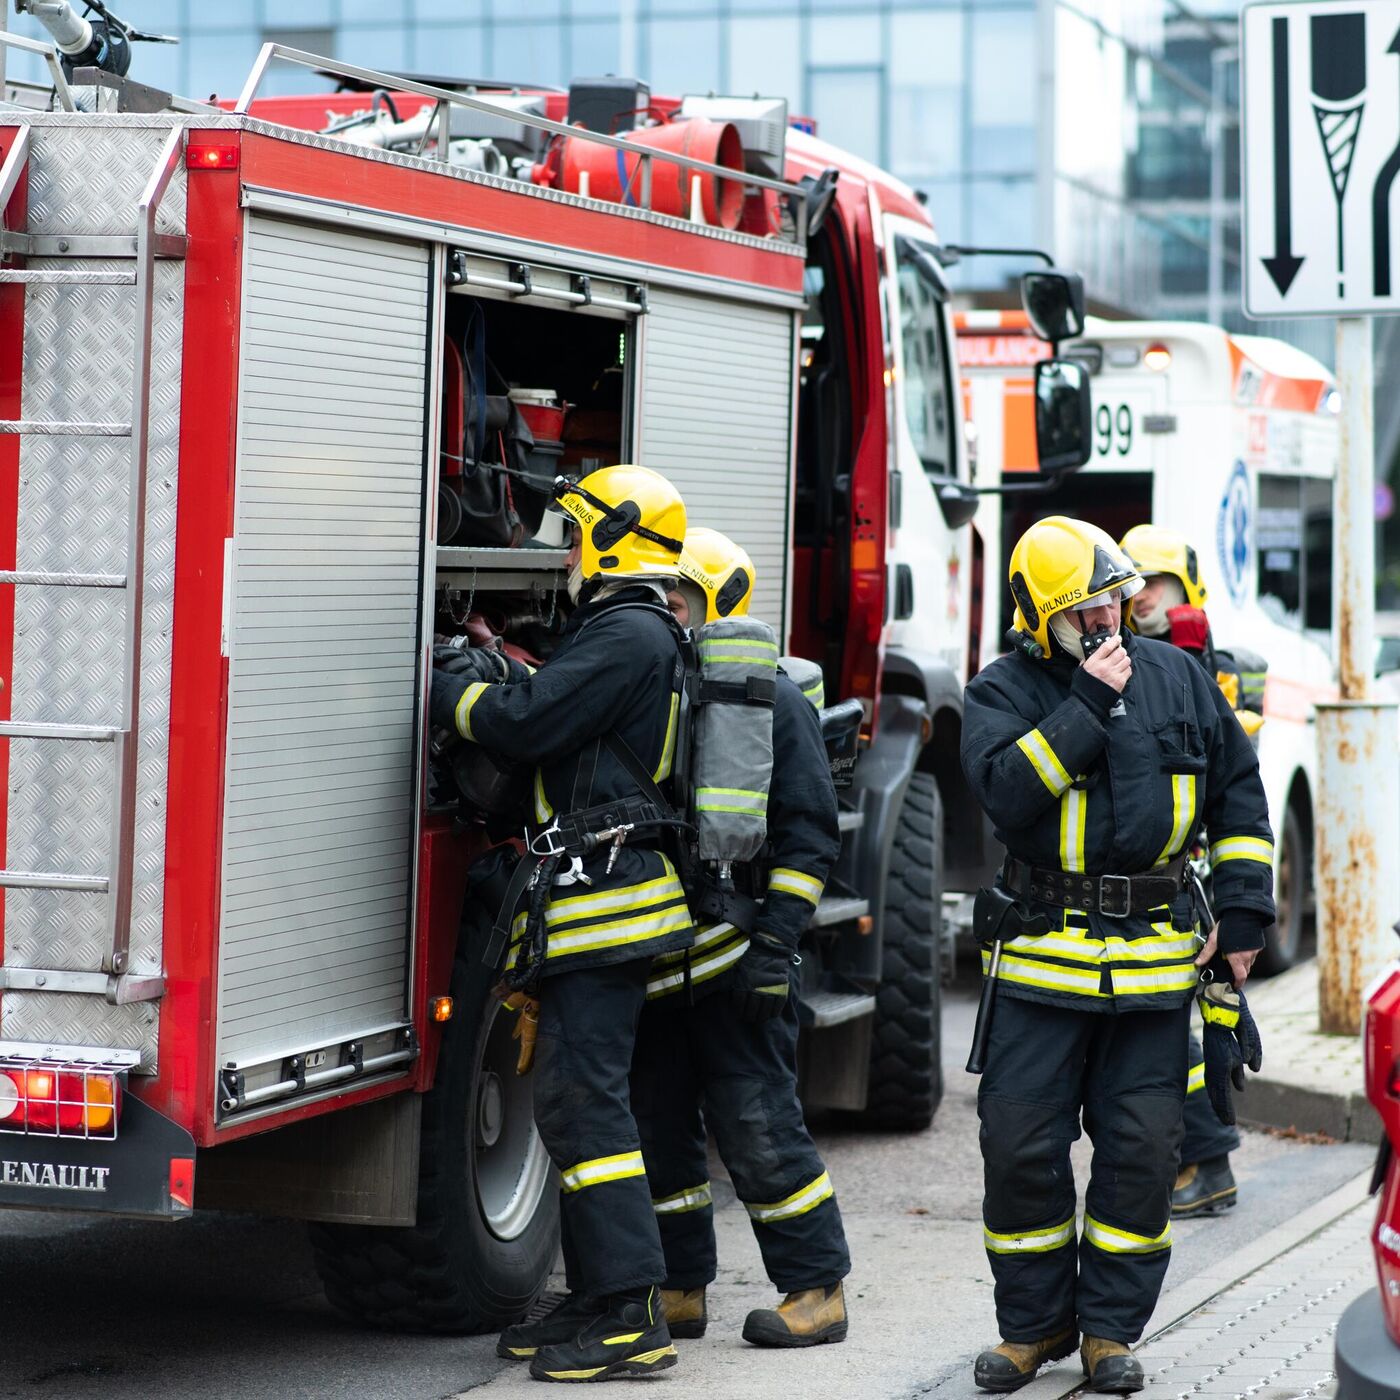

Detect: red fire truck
0,34,1088,1332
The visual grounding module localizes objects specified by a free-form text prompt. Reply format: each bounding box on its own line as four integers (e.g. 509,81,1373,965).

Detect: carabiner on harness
529,820,566,858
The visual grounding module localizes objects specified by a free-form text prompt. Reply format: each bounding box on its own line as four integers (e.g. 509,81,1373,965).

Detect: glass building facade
0,0,1329,358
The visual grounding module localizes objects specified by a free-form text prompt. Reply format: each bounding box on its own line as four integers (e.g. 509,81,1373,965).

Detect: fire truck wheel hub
478,1071,505,1148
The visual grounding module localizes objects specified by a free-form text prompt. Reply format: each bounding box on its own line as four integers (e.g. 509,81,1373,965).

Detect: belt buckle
1098,874,1131,918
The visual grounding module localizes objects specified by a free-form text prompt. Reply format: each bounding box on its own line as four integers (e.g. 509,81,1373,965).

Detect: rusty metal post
1315,316,1400,1034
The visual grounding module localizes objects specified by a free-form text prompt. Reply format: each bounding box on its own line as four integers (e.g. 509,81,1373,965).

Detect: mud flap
0,1096,196,1219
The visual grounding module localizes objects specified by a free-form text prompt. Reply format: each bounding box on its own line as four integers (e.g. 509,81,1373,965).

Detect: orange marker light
431,996,454,1023
1143,344,1172,372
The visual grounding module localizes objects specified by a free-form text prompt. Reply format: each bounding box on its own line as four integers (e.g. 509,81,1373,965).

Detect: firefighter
632,526,851,1348
432,464,695,1384
1121,523,1257,1220
961,516,1272,1394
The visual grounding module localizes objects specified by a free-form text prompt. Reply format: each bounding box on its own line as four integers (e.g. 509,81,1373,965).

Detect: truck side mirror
1034,359,1092,474
935,479,980,529
1020,270,1085,344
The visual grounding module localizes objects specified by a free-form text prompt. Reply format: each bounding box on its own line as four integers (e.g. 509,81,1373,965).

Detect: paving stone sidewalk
1240,961,1380,1143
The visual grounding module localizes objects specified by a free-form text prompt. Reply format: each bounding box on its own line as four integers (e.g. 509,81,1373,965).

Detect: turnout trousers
978,996,1190,1344
628,972,851,1294
1180,1031,1240,1165
532,958,667,1298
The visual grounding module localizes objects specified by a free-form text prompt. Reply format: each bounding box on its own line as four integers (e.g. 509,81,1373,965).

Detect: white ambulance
957,312,1339,974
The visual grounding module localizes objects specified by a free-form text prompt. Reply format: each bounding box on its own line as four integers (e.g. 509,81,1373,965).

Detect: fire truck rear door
215,215,431,1118
637,287,797,633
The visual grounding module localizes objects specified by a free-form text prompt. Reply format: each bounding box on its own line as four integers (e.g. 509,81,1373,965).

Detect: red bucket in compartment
512,396,570,443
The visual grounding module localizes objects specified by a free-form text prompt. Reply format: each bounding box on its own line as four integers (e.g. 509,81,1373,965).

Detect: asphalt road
0,985,1375,1400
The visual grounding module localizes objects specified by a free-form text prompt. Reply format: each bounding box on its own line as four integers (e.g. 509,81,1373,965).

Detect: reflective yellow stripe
560,1150,646,1193
983,1216,1076,1255
745,1170,834,1222
652,1181,713,1215
1104,932,1200,963
1208,836,1274,866
699,638,778,657
1155,774,1197,867
696,787,768,815
768,867,824,906
602,1333,643,1346
1110,962,1199,996
455,681,492,740
1083,1214,1171,1255
1060,786,1088,873
525,905,691,961
988,949,1106,997
533,768,553,823
1016,728,1073,796
530,871,687,925
647,923,747,998
801,677,825,709
653,693,679,782
1187,1062,1205,1094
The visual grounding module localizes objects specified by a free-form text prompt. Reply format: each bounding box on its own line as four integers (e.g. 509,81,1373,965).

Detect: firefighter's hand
1082,634,1132,692
1199,982,1263,1126
433,645,508,683
729,934,794,1024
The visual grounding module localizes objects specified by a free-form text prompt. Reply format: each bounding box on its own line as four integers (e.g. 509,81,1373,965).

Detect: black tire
861,770,944,1130
1257,799,1308,976
309,901,559,1332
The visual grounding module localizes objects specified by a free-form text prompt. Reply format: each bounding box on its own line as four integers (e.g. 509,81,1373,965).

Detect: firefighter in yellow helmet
626,527,850,1348
1120,524,1266,1224
433,464,694,1383
960,517,1273,1393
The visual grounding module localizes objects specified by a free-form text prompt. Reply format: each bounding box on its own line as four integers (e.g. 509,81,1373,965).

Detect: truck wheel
862,771,944,1131
1257,800,1307,976
310,901,558,1333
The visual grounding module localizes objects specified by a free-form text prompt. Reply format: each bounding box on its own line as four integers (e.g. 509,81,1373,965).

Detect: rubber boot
1171,1155,1237,1217
498,1292,603,1360
529,1285,677,1383
1081,1337,1145,1394
972,1329,1077,1392
660,1286,708,1339
742,1282,847,1348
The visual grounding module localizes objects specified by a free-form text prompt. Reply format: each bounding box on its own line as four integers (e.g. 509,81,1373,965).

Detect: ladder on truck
0,121,185,1007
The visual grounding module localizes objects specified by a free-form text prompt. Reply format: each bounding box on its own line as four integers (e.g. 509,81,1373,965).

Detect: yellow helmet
555,464,686,583
1119,523,1208,610
678,527,755,622
1008,515,1143,659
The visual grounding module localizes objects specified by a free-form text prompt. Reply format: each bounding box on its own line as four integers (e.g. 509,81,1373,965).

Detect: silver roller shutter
637,288,797,631
216,217,429,1078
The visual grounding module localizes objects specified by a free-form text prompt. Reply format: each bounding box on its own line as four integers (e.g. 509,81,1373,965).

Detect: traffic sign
1243,1,1400,316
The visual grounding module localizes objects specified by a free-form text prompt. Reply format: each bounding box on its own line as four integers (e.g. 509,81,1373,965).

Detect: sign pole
1314,315,1399,1034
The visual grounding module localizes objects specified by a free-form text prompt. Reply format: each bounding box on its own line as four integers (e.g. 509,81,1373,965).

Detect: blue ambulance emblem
1216,461,1251,607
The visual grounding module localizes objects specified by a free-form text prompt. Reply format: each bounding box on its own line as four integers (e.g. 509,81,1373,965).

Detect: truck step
799,989,876,1028
809,894,870,929
837,809,864,833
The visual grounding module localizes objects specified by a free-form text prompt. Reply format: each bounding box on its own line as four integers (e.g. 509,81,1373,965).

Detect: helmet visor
1069,576,1144,610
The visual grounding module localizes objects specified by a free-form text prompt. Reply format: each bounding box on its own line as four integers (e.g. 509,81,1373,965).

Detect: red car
1336,952,1400,1398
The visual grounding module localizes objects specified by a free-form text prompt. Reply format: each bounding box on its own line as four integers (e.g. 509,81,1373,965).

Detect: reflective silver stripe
1083,1214,1171,1254
652,1181,713,1214
1060,787,1087,873
745,1170,833,1222
768,867,823,905
1209,835,1274,865
561,1150,646,1193
983,1216,1076,1254
1155,774,1197,867
1187,1062,1205,1094
1017,728,1072,795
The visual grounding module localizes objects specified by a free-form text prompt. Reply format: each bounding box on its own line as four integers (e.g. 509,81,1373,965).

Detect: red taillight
185,143,238,170
0,1063,121,1137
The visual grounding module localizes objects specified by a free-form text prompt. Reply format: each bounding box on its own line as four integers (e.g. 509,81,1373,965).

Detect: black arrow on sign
1263,15,1304,296
1373,27,1400,296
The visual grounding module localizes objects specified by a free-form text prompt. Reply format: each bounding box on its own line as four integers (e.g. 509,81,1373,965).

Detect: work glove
499,991,540,1075
1198,981,1264,1126
433,644,509,682
728,932,795,1024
